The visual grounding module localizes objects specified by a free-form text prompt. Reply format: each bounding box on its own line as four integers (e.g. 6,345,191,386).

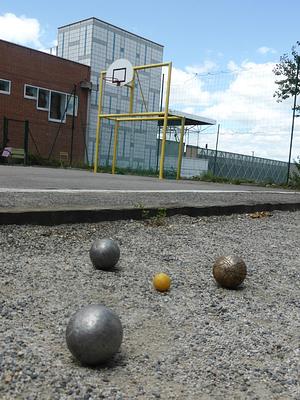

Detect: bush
194,171,230,183
289,157,300,189
193,171,256,185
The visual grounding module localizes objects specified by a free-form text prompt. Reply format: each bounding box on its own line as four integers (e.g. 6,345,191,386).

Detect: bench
1,147,25,164
11,148,25,161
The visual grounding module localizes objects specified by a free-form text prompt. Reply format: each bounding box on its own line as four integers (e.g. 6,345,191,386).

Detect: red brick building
0,39,91,164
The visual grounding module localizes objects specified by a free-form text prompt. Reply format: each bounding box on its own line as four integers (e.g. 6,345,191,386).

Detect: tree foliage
273,41,300,114
289,157,300,188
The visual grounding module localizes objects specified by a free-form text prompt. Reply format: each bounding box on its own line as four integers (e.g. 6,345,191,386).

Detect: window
0,79,11,95
66,94,78,116
49,91,66,122
24,85,38,99
24,83,77,123
37,88,50,110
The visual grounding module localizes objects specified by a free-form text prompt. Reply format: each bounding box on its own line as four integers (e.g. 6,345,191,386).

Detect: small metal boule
66,304,123,366
213,255,247,289
89,238,120,270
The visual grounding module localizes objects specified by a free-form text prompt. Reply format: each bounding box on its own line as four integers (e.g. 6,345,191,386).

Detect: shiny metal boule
213,255,247,289
66,304,123,366
89,238,120,270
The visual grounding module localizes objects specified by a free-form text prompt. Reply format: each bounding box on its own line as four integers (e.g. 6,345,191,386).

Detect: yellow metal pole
113,116,180,122
176,117,185,180
133,61,171,71
93,71,105,174
100,111,165,118
112,121,120,175
129,70,135,114
159,62,172,179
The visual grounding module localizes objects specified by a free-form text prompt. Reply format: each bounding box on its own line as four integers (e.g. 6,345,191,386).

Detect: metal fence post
3,117,8,147
24,120,29,166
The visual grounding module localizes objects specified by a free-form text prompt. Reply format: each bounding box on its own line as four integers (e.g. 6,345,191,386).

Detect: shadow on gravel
69,351,127,370
214,284,246,291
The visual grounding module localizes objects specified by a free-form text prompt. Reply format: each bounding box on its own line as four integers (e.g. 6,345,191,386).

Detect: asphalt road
0,165,288,191
0,165,300,225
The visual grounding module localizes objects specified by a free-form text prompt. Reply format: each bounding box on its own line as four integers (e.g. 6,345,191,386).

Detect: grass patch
134,203,168,226
193,171,256,185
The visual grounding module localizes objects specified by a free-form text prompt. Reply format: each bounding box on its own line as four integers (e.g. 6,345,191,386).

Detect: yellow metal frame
93,61,185,179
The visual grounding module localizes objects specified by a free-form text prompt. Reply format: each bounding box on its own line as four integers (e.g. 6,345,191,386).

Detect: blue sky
0,0,299,160
1,0,299,67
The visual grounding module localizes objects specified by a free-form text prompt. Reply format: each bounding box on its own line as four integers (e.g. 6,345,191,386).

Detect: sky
0,0,299,161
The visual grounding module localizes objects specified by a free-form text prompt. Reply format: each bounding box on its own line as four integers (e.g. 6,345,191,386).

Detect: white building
57,17,164,169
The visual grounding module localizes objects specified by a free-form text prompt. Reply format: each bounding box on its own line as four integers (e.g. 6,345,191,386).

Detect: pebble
0,211,299,399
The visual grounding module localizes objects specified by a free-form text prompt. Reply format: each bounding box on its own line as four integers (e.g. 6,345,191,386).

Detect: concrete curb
1,201,300,225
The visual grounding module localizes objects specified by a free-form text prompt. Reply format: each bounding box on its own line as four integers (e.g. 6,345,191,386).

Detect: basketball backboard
106,59,134,87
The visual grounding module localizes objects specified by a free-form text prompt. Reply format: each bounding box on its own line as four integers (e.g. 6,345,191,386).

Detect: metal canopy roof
158,109,216,126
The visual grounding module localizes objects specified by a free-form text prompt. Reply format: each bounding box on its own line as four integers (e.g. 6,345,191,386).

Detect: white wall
164,156,208,178
181,157,208,178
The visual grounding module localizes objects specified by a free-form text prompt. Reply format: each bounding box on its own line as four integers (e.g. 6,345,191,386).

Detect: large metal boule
89,238,120,270
66,304,123,366
213,255,247,289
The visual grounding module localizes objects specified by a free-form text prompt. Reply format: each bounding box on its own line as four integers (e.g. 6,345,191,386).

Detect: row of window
0,78,78,123
24,84,78,123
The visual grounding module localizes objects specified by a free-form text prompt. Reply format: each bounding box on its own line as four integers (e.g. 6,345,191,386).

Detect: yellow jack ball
153,273,171,292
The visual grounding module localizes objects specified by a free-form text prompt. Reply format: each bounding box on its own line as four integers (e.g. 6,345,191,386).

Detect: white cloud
185,60,217,74
167,60,299,161
0,13,42,48
227,60,240,72
168,66,211,107
257,46,277,55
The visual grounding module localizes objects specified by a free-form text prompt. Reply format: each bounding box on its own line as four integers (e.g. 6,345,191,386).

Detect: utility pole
286,56,300,184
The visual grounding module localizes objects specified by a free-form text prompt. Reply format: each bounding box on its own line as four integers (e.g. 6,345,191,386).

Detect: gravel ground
0,211,299,400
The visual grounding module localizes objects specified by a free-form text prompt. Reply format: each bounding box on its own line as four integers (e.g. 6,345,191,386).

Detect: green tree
273,42,300,184
273,41,300,115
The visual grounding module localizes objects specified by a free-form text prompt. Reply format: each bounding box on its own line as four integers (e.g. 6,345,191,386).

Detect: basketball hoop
105,59,134,87
103,76,121,86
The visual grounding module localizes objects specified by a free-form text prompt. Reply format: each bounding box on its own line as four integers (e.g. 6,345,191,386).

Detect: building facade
57,17,164,170
0,39,91,164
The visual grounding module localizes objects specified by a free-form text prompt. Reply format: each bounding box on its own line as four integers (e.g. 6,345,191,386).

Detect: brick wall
0,39,91,163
